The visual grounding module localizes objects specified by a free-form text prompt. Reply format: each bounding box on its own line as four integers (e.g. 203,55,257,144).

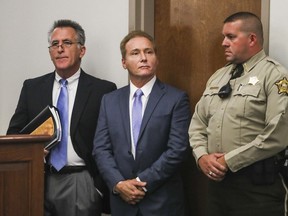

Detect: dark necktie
132,89,143,148
231,64,244,80
218,64,243,98
50,79,68,171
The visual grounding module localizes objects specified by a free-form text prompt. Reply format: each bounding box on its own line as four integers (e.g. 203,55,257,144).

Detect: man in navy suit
7,20,116,216
93,30,191,216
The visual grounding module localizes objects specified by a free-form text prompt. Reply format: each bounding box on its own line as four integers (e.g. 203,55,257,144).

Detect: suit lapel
40,72,54,107
138,79,165,141
118,81,165,149
70,70,91,134
119,86,132,145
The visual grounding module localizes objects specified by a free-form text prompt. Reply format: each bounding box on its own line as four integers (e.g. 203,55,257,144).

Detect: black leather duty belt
45,165,87,174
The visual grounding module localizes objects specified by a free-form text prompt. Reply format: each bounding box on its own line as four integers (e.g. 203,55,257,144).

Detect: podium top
0,134,51,144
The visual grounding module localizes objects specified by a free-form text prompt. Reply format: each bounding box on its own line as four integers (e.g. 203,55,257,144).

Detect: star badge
248,76,259,85
275,77,288,95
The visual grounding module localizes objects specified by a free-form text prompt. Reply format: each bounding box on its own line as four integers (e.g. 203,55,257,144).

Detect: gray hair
48,19,85,45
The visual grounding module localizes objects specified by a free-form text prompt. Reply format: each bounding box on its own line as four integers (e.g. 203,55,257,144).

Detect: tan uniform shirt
189,50,288,172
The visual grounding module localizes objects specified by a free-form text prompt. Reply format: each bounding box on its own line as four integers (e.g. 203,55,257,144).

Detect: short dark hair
224,12,263,45
120,30,157,58
48,19,85,45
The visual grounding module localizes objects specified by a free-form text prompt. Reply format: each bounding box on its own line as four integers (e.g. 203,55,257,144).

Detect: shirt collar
55,68,81,85
242,49,266,74
130,76,156,99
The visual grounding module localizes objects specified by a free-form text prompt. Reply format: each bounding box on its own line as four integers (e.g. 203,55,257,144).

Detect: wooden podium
0,135,51,216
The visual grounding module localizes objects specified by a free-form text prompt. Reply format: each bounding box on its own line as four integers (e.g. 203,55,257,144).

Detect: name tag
209,86,219,90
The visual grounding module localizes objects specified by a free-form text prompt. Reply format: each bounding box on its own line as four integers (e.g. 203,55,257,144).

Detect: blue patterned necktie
132,89,143,148
50,79,68,171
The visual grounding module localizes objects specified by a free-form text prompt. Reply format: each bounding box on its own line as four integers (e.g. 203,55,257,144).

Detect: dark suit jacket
7,70,116,209
93,79,191,216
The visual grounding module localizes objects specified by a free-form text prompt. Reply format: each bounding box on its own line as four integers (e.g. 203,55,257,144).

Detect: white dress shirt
53,69,85,166
129,76,156,158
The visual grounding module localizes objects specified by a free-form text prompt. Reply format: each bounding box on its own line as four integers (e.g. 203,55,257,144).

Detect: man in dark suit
7,20,116,216
93,30,191,216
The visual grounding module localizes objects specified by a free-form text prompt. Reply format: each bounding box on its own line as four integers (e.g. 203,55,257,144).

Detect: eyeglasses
48,40,81,50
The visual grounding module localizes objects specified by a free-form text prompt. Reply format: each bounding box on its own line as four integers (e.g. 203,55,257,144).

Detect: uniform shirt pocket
203,87,220,96
202,87,222,118
232,84,265,118
234,84,261,98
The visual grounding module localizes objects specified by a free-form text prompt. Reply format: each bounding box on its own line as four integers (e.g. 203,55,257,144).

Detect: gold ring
209,171,213,175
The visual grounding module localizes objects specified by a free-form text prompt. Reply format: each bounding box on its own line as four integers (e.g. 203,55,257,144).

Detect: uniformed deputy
189,12,288,216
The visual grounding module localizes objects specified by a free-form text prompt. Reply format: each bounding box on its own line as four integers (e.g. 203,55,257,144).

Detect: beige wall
269,1,288,69
0,0,287,134
0,0,130,134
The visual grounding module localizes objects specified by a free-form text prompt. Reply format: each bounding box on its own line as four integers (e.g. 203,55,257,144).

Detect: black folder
20,105,62,150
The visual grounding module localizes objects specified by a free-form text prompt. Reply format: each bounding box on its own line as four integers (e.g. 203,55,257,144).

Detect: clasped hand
198,153,228,181
115,179,147,205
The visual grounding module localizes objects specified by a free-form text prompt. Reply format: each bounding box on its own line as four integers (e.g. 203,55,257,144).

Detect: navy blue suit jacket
93,79,191,216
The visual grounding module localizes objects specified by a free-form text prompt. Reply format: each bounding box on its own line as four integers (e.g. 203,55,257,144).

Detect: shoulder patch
275,77,288,95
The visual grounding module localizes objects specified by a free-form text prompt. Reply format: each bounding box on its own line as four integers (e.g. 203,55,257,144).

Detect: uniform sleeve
188,71,222,163
188,98,210,163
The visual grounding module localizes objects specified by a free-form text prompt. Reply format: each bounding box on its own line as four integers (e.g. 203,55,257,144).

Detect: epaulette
266,57,281,66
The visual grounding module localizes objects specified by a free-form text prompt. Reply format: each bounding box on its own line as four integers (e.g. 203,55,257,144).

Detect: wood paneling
154,1,261,215
0,135,49,216
155,0,261,111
